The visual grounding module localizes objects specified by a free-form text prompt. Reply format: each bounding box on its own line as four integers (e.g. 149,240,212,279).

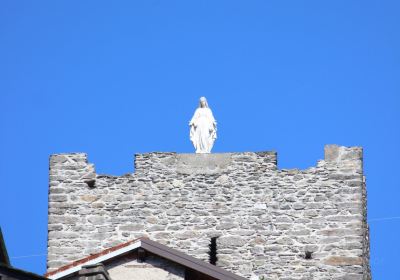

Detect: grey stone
49,194,68,202
119,224,144,231
219,236,246,247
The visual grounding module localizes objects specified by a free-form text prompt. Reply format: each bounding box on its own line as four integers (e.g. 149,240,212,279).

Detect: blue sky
0,1,399,279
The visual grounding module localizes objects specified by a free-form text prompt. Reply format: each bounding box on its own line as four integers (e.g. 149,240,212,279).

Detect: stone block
219,236,246,247
119,224,144,231
324,256,363,266
49,194,68,202
325,145,362,163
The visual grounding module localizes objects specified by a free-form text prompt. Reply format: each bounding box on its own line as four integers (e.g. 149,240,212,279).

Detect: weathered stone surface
175,153,231,174
47,146,370,280
119,224,144,231
219,236,246,247
106,254,184,280
324,256,363,266
80,195,99,203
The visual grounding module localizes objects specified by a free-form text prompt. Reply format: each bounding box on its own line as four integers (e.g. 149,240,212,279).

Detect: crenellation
46,145,370,280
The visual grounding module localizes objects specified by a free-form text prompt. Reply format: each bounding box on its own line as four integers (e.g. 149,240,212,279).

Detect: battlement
47,145,370,279
49,144,361,178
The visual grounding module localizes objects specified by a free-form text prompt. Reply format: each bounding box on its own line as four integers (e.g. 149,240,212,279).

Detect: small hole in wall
85,180,96,188
305,251,312,260
209,237,218,265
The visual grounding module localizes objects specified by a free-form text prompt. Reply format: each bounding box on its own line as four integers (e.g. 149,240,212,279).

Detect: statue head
199,97,208,108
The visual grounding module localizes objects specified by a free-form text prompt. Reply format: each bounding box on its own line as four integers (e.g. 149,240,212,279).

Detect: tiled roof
45,238,141,277
45,237,246,280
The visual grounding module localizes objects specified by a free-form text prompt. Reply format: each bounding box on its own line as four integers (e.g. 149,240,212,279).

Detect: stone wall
106,254,184,280
47,145,371,280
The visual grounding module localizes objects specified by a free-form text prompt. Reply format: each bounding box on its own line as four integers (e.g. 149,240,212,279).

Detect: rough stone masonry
47,145,371,280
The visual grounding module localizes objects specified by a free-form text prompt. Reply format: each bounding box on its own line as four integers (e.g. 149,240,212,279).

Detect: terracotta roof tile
45,237,144,277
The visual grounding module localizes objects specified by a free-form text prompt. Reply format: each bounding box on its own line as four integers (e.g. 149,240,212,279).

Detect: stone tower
47,145,371,279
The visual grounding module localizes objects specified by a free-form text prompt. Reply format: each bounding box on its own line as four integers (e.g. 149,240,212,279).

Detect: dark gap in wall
85,179,96,188
208,237,218,265
305,251,312,260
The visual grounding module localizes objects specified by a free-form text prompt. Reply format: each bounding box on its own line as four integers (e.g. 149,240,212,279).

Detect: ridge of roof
45,237,247,280
140,238,246,280
45,237,142,278
0,229,48,280
0,263,49,280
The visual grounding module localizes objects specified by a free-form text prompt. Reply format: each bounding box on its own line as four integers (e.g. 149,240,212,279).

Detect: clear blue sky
0,1,399,279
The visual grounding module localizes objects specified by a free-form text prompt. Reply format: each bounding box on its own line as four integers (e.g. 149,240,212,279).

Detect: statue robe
189,107,217,153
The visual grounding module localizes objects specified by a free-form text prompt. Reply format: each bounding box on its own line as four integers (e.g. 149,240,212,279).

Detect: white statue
189,97,217,153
